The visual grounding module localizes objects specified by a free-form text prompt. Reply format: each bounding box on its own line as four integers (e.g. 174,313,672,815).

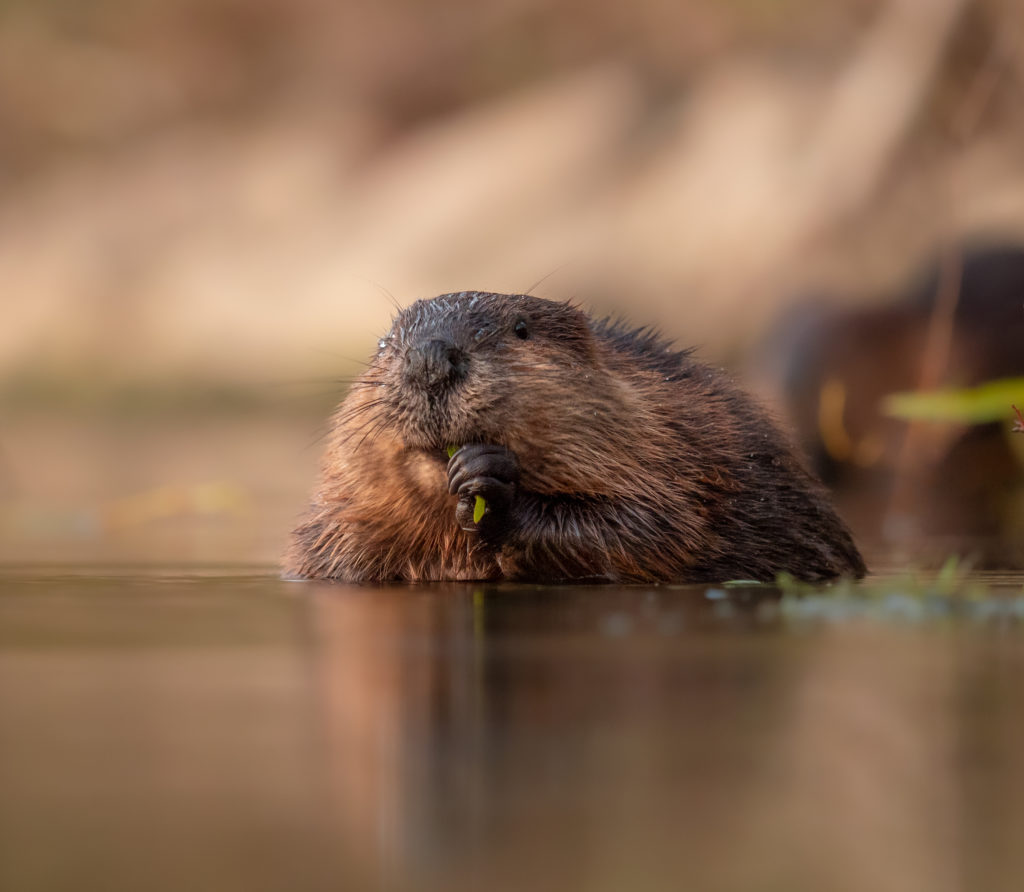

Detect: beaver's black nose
405,338,469,391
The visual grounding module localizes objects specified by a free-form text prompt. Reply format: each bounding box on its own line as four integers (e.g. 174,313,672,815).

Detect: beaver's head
371,291,602,455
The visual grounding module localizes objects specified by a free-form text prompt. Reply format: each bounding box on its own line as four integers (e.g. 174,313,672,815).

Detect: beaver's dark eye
513,318,529,340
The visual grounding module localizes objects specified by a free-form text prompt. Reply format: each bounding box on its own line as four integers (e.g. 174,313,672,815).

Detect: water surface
2,566,1024,892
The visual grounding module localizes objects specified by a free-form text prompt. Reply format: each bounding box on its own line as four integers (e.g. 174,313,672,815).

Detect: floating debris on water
772,558,1024,625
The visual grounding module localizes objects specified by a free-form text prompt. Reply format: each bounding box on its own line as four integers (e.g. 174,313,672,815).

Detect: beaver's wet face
376,291,594,451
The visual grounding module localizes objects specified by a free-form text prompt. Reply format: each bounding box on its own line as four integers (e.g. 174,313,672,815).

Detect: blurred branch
884,378,1024,424
918,247,964,391
804,0,970,222
949,17,1018,143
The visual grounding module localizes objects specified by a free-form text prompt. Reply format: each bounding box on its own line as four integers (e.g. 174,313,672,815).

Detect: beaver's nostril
444,345,469,377
406,338,468,390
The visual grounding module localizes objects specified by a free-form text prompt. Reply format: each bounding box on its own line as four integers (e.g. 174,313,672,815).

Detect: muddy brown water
2,566,1024,892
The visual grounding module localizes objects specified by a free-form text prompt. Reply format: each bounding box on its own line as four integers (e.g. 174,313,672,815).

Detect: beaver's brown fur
285,291,865,583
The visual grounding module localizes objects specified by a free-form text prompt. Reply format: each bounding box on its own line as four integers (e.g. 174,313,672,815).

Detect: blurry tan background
2,0,1023,565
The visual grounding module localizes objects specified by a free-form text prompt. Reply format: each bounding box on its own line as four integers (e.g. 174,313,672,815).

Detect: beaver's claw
447,444,519,534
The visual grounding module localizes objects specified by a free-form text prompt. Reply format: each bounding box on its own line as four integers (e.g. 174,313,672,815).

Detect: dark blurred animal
761,244,1024,563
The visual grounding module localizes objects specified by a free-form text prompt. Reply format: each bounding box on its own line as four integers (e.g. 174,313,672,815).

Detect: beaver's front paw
447,444,519,536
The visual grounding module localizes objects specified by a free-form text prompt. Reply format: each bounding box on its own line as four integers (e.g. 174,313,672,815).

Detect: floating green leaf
884,377,1024,424
473,495,487,523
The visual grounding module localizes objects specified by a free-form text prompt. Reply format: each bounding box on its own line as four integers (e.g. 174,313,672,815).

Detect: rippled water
2,565,1024,892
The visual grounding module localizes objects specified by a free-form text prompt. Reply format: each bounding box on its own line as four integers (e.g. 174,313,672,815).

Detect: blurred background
2,0,1024,566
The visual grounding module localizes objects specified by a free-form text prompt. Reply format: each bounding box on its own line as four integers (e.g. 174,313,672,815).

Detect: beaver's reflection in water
308,583,977,892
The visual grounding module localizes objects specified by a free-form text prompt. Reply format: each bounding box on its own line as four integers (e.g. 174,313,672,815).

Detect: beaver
285,291,865,583
765,245,1024,489
759,244,1024,563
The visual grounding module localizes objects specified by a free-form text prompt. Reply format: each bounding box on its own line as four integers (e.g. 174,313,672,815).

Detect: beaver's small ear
554,311,601,363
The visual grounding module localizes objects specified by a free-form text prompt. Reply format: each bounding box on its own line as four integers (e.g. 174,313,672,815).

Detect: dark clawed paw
447,444,519,533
